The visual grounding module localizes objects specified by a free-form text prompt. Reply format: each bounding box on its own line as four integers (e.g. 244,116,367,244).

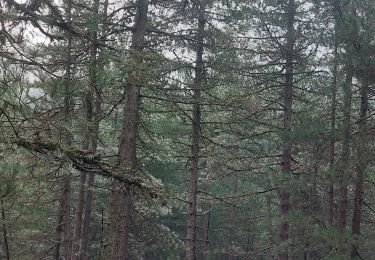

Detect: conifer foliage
1,0,375,259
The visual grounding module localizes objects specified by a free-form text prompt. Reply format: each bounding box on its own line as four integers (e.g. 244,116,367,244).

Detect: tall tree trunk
336,61,352,236
80,1,108,259
1,199,10,260
103,1,148,259
351,72,369,258
198,168,210,260
328,1,339,226
71,80,92,259
312,144,321,212
72,172,86,259
336,42,354,260
55,0,73,257
63,1,73,257
228,175,238,260
267,191,274,260
337,15,355,235
72,127,90,259
186,1,205,260
71,0,102,258
278,0,295,259
63,175,72,260
54,189,65,259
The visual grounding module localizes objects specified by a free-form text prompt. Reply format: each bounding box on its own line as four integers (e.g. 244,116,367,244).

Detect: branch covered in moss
14,138,164,199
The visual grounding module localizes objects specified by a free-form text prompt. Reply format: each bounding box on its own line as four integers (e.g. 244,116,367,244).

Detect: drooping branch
4,0,81,37
14,138,164,199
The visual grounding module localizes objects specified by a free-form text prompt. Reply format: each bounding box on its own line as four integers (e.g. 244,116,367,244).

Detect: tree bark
267,191,274,260
55,0,73,257
278,1,295,259
336,62,352,238
103,1,148,259
54,189,65,259
71,0,102,258
63,175,72,260
186,1,205,260
80,1,108,259
337,24,355,235
336,29,354,258
72,172,86,259
1,199,10,260
228,174,238,260
328,0,339,226
351,72,369,258
198,169,209,260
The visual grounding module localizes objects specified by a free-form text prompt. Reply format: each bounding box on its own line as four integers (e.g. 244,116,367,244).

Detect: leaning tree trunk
186,1,205,260
102,1,148,259
278,0,295,259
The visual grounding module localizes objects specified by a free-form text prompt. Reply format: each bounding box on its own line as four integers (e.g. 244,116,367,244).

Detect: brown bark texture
71,0,102,258
56,0,74,257
1,199,10,260
102,0,148,259
351,73,369,257
198,170,209,260
328,0,339,226
278,0,295,259
186,1,205,260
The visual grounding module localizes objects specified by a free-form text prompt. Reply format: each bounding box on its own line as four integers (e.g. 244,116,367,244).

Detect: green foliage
1,0,375,259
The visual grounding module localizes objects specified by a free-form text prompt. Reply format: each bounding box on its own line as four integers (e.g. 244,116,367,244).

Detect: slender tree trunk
198,169,209,260
55,0,73,257
336,65,353,229
72,172,86,259
1,199,10,260
54,190,65,259
79,1,108,259
228,175,238,260
351,75,369,257
278,1,295,259
63,175,72,260
186,2,205,260
337,0,358,237
336,49,353,260
337,47,354,232
328,17,338,227
63,1,73,257
103,1,148,259
312,144,321,212
79,174,93,260
267,192,274,260
71,0,102,258
71,75,92,258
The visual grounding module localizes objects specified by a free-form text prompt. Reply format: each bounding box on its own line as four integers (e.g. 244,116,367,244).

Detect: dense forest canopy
0,0,375,259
